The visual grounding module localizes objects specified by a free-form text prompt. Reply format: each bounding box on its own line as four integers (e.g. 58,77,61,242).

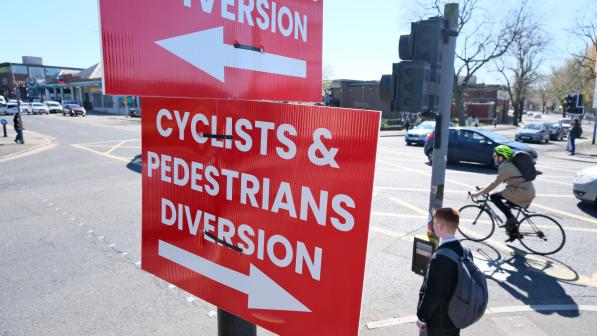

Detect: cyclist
471,145,536,242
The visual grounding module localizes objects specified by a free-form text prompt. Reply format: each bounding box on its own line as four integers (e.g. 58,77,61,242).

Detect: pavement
0,118,55,162
1,113,597,335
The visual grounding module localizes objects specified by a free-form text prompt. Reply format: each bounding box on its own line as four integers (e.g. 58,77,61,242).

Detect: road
1,113,596,335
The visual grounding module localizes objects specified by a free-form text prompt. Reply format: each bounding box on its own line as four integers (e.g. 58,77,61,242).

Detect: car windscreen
560,120,571,125
523,124,542,130
68,105,82,108
416,121,435,129
476,129,511,143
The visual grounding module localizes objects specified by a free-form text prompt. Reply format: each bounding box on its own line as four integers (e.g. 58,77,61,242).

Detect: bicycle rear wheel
458,205,495,241
518,214,566,255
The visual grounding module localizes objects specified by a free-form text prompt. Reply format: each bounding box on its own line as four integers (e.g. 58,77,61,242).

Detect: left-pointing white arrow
158,240,310,312
155,27,307,83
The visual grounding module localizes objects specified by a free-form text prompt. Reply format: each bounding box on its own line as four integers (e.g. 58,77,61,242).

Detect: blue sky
0,0,591,84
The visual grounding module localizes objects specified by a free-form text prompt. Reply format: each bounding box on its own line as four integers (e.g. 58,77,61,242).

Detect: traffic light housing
380,17,443,113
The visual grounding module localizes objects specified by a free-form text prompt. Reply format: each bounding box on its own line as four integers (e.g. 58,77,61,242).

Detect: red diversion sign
98,0,322,101
141,98,380,335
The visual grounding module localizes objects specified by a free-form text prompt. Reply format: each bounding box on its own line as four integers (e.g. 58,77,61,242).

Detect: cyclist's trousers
490,192,513,220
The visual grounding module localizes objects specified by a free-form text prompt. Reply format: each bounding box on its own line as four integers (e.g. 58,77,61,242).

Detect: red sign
141,97,380,335
99,0,323,101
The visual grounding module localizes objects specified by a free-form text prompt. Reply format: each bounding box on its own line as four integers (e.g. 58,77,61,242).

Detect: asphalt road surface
1,113,596,335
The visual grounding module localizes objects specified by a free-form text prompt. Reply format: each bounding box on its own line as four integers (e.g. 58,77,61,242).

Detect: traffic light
380,17,444,113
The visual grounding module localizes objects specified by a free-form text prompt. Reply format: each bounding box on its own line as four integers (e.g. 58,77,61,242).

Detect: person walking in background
567,118,582,156
404,115,411,131
416,208,466,336
466,115,473,126
13,112,23,144
474,115,480,127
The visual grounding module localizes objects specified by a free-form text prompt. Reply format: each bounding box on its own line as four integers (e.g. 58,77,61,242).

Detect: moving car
559,118,571,137
4,103,27,115
45,101,63,113
31,102,49,115
544,121,564,141
424,127,537,168
515,123,549,143
62,104,86,117
405,120,436,146
573,166,597,204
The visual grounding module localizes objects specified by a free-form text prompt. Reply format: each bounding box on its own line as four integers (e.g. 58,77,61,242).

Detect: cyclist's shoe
505,217,518,230
505,232,520,243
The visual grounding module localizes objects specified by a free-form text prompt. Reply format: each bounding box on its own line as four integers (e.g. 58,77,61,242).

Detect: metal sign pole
217,309,256,336
426,3,458,242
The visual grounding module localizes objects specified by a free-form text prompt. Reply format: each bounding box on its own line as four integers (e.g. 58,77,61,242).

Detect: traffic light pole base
217,308,256,336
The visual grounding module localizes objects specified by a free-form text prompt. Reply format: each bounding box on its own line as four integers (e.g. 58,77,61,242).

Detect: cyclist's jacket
481,160,535,208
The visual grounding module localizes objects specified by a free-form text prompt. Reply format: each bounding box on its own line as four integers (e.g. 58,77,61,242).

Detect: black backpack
511,151,536,181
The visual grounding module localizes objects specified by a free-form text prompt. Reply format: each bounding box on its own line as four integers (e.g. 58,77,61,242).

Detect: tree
495,8,547,126
420,0,525,125
546,54,595,116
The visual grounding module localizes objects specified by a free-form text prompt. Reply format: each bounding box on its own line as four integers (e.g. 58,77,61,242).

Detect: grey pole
217,309,256,336
426,3,459,242
593,109,597,145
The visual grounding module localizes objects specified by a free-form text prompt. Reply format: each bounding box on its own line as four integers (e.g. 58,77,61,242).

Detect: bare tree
495,9,548,126
420,0,526,125
572,10,597,72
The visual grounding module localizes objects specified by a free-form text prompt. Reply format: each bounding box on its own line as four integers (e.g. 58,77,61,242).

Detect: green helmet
494,145,513,159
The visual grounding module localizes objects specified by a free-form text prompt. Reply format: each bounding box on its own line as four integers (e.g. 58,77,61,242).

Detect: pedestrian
417,208,468,336
567,118,582,156
466,115,473,127
493,117,498,128
474,115,480,127
13,112,23,144
404,116,411,131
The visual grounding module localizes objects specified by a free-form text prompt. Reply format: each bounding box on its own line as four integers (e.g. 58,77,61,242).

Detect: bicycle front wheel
458,205,495,242
518,214,566,255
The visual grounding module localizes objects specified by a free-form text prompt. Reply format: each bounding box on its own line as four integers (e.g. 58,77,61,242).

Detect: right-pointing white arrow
155,27,307,83
158,240,310,312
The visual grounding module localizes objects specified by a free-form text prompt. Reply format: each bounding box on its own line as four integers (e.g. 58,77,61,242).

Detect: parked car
559,118,571,137
62,104,86,117
0,95,6,105
44,101,63,113
544,122,564,141
515,123,549,143
424,127,537,168
5,103,27,115
573,166,597,204
20,103,33,114
31,102,49,115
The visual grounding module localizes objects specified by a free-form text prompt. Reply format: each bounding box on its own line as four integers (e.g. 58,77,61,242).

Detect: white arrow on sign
158,240,310,312
155,27,307,83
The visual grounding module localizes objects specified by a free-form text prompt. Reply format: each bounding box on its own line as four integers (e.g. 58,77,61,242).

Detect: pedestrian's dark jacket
13,113,20,128
417,240,465,336
569,124,581,139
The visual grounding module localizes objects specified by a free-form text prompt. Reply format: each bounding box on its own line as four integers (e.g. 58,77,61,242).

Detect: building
0,56,140,115
328,79,391,115
457,84,510,122
0,57,83,101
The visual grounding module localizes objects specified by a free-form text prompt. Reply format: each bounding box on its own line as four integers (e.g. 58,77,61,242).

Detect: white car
5,103,26,115
0,95,6,105
20,103,33,114
31,102,49,114
44,101,63,113
574,166,597,204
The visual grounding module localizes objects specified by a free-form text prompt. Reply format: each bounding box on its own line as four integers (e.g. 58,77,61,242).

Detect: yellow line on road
389,197,429,216
71,144,132,163
74,138,139,146
104,140,128,155
532,203,597,225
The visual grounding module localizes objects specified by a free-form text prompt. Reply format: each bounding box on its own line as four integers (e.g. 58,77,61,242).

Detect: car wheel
406,141,411,146
427,152,433,164
63,113,66,116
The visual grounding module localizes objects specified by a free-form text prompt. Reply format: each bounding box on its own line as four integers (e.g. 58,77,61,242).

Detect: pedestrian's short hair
433,208,460,230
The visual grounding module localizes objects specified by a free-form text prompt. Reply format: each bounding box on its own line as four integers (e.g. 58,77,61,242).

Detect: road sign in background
99,0,323,101
141,97,380,335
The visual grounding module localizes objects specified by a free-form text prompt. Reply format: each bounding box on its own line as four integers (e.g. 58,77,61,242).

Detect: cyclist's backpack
511,151,536,181
435,247,488,329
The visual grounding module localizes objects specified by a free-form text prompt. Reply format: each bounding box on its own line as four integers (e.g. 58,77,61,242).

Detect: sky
0,0,592,85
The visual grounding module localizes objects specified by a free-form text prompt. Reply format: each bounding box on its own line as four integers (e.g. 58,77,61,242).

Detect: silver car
515,123,550,143
573,166,597,204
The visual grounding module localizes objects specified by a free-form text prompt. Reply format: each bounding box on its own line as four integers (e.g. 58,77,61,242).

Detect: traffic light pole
217,309,256,336
426,3,458,243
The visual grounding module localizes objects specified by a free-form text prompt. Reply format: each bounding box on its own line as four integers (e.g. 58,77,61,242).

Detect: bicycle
458,188,566,255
